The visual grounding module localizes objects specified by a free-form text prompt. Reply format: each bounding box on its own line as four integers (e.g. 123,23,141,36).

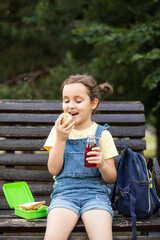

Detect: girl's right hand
55,113,75,141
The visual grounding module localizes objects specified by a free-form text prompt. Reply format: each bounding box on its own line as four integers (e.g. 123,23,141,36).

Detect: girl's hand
86,147,104,168
55,113,75,141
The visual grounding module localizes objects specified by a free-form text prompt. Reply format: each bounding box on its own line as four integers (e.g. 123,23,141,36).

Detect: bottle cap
87,135,95,139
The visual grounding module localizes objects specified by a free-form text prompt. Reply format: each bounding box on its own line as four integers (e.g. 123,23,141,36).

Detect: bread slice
18,201,45,210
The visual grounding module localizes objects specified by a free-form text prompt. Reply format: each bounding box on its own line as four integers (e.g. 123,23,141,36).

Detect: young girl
44,74,118,240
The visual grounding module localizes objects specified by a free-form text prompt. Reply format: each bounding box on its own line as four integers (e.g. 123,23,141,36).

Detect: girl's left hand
86,147,104,168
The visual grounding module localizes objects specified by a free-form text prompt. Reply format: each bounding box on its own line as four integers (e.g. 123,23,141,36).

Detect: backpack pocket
148,170,160,213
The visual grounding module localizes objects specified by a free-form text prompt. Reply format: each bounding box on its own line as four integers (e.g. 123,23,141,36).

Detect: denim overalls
47,124,114,217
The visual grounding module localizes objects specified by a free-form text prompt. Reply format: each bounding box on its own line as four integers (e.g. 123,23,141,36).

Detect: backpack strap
111,154,121,207
122,186,137,240
129,193,137,240
121,139,126,150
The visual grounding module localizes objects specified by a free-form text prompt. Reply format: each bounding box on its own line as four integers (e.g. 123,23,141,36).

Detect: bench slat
0,126,52,138
0,139,146,151
0,113,145,125
0,100,144,112
0,154,120,167
0,126,145,138
0,154,48,166
0,197,51,210
0,237,44,240
0,235,159,240
0,184,53,196
0,169,53,182
0,211,159,233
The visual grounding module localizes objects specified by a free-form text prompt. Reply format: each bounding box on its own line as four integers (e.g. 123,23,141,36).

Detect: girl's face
62,83,98,130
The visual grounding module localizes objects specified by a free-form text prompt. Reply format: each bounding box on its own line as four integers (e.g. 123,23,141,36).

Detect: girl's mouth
70,112,78,116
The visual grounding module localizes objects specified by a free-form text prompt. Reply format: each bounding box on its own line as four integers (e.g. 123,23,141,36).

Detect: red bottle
84,135,97,168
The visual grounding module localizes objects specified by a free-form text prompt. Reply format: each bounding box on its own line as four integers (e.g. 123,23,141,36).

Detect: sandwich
18,201,46,210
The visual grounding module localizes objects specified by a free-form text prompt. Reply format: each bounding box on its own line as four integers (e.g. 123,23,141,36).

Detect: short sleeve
43,126,56,151
100,130,118,159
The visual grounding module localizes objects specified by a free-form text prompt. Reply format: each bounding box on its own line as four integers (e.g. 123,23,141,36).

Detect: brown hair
61,74,113,103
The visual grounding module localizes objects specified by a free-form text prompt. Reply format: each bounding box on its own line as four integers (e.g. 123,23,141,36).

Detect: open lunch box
3,182,48,220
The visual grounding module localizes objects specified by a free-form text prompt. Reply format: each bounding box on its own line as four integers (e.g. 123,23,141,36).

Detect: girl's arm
98,157,117,184
47,139,66,176
86,148,117,184
47,114,75,176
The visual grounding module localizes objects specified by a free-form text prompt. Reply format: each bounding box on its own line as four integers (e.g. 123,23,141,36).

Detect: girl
44,74,118,240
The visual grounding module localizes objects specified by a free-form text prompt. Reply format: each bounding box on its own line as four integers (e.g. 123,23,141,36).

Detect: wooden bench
0,100,160,240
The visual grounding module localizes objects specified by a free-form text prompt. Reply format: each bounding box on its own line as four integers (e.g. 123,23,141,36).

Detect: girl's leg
44,208,79,240
81,210,113,240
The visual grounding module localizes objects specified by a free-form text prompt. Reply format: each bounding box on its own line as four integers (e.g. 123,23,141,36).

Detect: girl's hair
61,74,113,103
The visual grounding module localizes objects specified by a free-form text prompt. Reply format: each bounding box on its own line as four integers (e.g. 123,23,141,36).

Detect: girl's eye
64,101,69,103
76,100,81,103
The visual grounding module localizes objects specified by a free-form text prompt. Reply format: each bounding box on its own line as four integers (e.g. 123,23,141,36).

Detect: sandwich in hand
18,201,46,210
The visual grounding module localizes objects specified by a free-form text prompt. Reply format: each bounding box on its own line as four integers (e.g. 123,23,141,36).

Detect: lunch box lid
3,182,34,209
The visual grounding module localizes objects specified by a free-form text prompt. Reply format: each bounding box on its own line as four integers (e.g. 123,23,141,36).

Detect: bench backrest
0,100,146,210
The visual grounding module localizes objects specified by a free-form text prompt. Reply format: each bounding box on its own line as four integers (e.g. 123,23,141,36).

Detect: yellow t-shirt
44,122,118,160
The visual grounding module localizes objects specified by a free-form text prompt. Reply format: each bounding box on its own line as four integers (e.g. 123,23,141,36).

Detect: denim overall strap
95,124,109,139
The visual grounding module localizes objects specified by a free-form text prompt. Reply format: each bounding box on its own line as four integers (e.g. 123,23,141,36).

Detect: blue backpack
111,140,160,240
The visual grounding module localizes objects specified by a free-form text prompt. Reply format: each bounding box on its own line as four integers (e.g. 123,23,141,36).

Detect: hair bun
99,83,113,95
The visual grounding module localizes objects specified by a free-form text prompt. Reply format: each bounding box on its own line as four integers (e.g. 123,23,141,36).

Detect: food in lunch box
18,201,45,210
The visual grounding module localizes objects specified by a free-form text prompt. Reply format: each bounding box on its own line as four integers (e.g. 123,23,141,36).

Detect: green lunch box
3,182,48,220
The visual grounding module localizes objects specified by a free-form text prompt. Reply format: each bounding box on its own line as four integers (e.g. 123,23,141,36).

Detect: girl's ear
91,98,99,110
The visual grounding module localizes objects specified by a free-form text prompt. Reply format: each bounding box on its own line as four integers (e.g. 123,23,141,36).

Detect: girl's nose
69,101,75,108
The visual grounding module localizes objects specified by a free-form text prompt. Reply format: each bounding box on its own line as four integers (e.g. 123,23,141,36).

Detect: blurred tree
71,0,160,161
0,0,90,89
0,0,160,160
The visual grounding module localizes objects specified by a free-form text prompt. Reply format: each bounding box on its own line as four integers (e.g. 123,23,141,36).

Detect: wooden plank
0,154,120,167
0,184,53,196
115,139,146,150
0,126,145,138
0,126,52,138
109,126,145,138
0,236,159,240
0,139,46,151
0,100,62,113
112,237,160,240
0,154,48,166
0,197,50,210
0,113,145,125
0,169,53,182
0,180,117,198
151,157,160,196
0,100,144,113
0,213,159,233
92,114,145,125
0,218,47,232
0,237,45,240
98,101,144,112
0,139,146,151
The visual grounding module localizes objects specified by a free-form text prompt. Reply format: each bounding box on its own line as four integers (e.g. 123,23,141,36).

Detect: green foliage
143,68,160,90
71,5,160,120
0,0,160,125
132,49,160,62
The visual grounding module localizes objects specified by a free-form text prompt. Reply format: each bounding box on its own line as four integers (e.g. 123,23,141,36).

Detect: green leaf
143,68,160,90
152,101,160,112
131,53,144,62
